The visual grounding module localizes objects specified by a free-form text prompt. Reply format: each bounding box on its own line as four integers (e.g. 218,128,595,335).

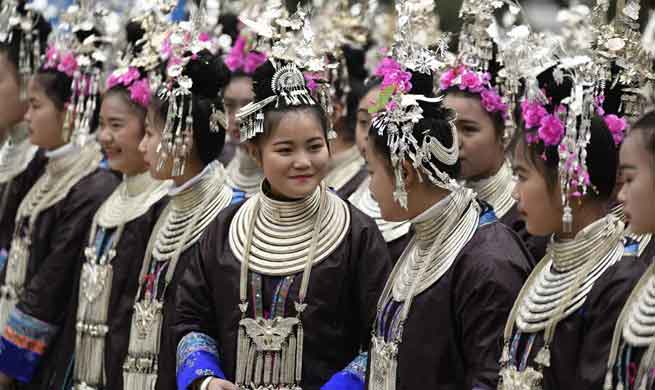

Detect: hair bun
184,49,231,99
251,59,276,102
125,20,146,56
409,70,435,98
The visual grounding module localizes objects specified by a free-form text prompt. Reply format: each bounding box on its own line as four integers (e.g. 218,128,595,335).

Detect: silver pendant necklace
234,185,327,390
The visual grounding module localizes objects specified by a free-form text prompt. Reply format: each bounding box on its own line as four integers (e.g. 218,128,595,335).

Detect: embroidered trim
344,352,368,382
3,308,58,353
176,332,220,374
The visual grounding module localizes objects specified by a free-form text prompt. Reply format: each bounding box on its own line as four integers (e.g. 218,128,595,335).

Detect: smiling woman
172,56,391,390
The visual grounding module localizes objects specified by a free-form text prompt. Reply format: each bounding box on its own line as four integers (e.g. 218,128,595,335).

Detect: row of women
0,0,654,389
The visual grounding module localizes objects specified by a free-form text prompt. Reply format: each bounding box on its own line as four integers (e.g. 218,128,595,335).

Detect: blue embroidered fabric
478,201,498,226
321,352,367,390
623,236,639,257
177,332,225,390
0,308,58,382
231,189,247,206
0,249,7,274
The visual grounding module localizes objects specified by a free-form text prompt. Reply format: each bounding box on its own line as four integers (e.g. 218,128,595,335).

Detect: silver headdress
236,3,326,142
155,1,228,177
0,0,49,100
508,2,634,233
43,1,112,146
368,0,456,209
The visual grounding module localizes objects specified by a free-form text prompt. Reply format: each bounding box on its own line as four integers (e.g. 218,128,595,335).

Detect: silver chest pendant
73,224,123,390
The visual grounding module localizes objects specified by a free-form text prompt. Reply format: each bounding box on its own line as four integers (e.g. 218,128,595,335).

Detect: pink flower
225,35,247,72
521,101,548,129
198,32,210,42
439,68,458,90
43,45,59,69
129,78,151,108
538,114,565,146
374,57,413,93
460,70,482,92
107,67,143,90
243,52,267,74
480,89,508,118
304,72,321,92
604,114,627,145
57,52,78,77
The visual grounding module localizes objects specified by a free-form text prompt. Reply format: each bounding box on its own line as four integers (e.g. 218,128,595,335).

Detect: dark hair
444,88,505,139
151,49,231,165
513,67,618,200
33,70,73,110
217,13,240,44
368,70,461,180
0,2,51,77
250,59,331,144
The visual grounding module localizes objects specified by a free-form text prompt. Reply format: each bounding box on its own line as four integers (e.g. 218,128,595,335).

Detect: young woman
497,67,644,390
603,112,655,390
224,33,266,197
0,4,51,261
172,58,391,390
121,38,241,390
442,65,548,265
0,35,119,387
362,59,531,390
45,26,171,389
349,79,411,265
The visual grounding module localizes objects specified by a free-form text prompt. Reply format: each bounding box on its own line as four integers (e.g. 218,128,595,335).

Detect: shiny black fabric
172,202,392,390
43,196,168,390
6,168,119,390
387,221,531,390
0,151,47,251
508,257,645,390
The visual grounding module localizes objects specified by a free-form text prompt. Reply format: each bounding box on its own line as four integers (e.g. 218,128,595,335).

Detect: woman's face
224,76,254,141
255,110,329,199
445,94,504,180
139,108,172,181
618,131,655,234
366,139,408,222
98,93,148,176
355,86,380,158
511,142,563,236
25,76,66,150
0,53,25,132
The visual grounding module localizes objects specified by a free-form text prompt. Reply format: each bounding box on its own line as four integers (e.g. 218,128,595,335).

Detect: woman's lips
290,174,313,183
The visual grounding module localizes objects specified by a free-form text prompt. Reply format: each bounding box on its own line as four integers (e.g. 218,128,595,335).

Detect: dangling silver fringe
73,260,114,388
0,234,31,329
236,317,305,390
123,299,164,390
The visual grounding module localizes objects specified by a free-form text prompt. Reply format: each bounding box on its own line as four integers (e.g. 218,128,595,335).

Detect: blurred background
37,0,655,33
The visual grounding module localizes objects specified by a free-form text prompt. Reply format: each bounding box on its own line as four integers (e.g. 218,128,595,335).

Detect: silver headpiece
0,0,49,100
155,4,227,177
369,0,457,209
236,3,327,143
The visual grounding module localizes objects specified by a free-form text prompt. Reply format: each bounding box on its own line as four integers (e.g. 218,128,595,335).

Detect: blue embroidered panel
0,308,58,382
231,189,247,205
623,236,639,257
321,352,367,390
177,332,225,390
478,202,498,226
0,248,7,274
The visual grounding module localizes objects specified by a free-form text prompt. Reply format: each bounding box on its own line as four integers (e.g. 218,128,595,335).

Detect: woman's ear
401,158,419,190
